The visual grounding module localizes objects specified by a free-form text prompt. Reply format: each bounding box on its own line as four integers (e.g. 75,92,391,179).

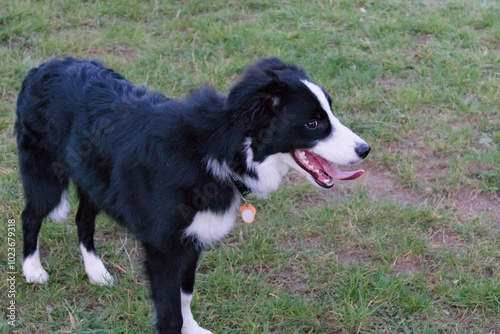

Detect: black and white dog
16,57,370,334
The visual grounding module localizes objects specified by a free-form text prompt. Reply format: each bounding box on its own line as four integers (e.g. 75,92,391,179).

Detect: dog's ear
226,58,295,130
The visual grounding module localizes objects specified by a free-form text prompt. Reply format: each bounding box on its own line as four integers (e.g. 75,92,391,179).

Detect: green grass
1,0,499,333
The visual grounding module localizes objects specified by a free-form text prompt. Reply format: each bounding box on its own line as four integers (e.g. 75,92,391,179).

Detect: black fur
16,57,336,333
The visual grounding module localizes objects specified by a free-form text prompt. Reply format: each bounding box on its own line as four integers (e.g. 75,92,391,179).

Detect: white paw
180,291,212,334
49,191,70,222
80,244,114,286
182,325,213,334
23,263,49,284
87,268,114,286
23,250,49,284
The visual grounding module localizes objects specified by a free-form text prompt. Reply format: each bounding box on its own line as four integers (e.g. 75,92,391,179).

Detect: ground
0,0,499,333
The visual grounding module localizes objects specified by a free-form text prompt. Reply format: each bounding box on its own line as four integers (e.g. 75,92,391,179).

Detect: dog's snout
355,143,371,159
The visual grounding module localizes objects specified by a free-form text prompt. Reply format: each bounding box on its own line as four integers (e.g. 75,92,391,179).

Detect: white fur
243,154,291,198
301,80,367,165
204,157,232,182
49,190,70,222
23,243,49,284
80,244,114,285
181,291,213,334
301,80,335,124
243,137,254,172
242,138,290,198
184,195,240,247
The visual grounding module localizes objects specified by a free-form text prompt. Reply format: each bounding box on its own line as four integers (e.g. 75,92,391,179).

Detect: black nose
355,143,371,159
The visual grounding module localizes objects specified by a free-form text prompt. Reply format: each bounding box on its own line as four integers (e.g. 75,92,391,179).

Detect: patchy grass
1,0,499,333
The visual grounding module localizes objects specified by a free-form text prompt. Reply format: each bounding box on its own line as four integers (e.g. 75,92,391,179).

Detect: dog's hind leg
22,213,49,284
76,187,113,285
19,150,69,284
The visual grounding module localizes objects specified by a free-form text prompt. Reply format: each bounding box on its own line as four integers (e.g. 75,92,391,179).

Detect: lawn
1,0,499,333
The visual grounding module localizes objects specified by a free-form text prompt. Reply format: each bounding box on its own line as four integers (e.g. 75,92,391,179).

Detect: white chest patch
184,196,240,247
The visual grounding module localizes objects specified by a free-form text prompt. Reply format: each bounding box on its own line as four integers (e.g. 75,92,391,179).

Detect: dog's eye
306,120,318,129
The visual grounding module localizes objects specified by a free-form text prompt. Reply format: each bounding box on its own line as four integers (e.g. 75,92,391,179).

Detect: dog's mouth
292,150,364,188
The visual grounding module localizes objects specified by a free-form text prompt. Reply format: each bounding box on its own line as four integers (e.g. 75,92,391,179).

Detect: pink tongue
306,151,364,180
323,162,364,180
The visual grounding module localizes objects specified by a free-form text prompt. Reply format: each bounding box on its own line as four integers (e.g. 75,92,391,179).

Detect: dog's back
16,58,130,158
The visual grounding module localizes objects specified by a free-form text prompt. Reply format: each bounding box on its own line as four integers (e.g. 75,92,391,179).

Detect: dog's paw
182,326,213,334
87,267,114,286
23,264,49,284
80,244,114,286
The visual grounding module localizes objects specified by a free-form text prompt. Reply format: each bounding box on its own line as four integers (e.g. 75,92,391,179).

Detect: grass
1,0,499,332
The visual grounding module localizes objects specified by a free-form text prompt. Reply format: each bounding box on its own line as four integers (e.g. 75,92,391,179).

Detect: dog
16,57,370,334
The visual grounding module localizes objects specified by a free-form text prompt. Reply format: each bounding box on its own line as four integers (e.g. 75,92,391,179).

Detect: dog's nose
355,143,371,159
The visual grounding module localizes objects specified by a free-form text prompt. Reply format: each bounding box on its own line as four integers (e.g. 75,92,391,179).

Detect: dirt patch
449,192,499,216
337,245,374,265
449,191,500,232
360,165,499,233
360,169,418,205
371,132,499,226
418,165,449,184
392,254,438,277
274,265,308,291
428,227,465,248
283,162,422,208
283,157,498,250
408,33,431,61
392,254,423,276
375,77,410,88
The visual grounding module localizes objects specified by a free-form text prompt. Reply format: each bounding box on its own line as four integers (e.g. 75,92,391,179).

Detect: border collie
16,57,370,334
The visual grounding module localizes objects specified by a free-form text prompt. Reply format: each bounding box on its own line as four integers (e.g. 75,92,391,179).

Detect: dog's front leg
180,246,213,334
144,243,184,334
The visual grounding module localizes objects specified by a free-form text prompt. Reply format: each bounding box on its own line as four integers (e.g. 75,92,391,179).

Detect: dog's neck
204,137,292,199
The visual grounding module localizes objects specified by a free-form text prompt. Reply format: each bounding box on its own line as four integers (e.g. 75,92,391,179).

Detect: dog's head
226,58,370,191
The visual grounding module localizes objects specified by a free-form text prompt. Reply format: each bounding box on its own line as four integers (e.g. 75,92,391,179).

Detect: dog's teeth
314,169,319,173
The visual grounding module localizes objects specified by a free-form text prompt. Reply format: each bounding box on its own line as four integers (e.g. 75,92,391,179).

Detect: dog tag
240,203,256,224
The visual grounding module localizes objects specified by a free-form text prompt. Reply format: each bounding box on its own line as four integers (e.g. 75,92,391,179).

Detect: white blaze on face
301,80,367,165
